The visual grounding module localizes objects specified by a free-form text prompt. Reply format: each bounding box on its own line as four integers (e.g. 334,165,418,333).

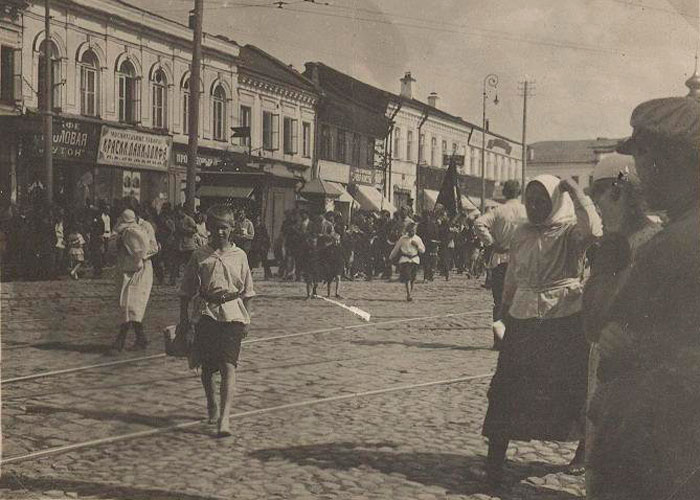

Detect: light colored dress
116,218,158,323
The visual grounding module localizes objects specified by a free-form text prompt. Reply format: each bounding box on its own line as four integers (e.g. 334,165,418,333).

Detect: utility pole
44,0,53,204
186,0,204,213
518,80,535,201
480,73,498,213
416,108,428,213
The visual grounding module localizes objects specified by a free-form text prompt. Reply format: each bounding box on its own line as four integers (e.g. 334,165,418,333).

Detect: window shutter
271,113,279,151
292,119,298,154
12,48,22,102
133,77,141,123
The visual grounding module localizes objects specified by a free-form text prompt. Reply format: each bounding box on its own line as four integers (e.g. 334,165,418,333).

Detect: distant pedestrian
67,223,86,280
318,231,343,298
179,204,255,437
389,222,425,301
300,232,319,298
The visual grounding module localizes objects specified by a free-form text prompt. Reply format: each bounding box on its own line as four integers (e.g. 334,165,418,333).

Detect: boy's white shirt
390,234,426,264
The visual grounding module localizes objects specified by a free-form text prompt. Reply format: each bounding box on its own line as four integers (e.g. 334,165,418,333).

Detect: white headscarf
527,174,576,227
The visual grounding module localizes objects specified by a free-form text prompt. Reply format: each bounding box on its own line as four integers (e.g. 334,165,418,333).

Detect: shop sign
173,148,223,169
97,126,171,171
349,166,381,186
442,154,465,167
21,117,100,162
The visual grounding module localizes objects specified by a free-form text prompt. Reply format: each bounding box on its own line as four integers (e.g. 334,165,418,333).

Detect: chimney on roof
427,92,439,108
400,72,415,99
304,62,319,84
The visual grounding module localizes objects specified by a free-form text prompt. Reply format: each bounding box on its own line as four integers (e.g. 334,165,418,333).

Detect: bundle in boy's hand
492,320,506,341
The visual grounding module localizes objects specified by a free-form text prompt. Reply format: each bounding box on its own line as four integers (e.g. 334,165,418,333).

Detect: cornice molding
239,74,317,105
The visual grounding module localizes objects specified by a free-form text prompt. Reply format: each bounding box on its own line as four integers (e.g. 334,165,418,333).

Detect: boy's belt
199,291,238,305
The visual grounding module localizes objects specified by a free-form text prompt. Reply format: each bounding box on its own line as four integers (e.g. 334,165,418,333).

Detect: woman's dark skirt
192,316,247,370
399,262,418,283
482,313,588,442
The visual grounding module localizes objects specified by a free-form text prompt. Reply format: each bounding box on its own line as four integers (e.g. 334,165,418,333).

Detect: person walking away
474,180,527,349
587,93,700,500
477,175,602,488
250,215,272,280
582,157,661,495
389,222,426,301
110,205,159,353
178,205,255,437
67,221,86,280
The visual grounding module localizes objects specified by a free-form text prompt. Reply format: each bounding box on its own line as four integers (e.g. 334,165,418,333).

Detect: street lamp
481,73,498,213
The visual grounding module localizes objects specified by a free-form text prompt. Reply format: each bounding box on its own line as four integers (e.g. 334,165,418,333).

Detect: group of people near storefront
469,92,700,500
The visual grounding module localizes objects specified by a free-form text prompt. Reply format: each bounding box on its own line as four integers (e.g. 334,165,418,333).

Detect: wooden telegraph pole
186,0,204,213
44,0,53,204
519,80,535,201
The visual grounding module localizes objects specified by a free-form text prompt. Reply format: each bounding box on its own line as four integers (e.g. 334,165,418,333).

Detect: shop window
430,137,437,166
283,117,298,155
366,137,375,167
1,46,20,103
38,40,61,110
151,69,167,130
302,122,311,158
117,60,138,124
79,50,99,116
212,84,227,141
393,127,401,160
336,128,347,163
240,105,252,147
406,130,413,161
262,110,279,151
320,124,332,160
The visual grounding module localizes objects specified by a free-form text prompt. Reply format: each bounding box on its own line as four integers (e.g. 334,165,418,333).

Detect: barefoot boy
389,222,425,301
178,205,255,437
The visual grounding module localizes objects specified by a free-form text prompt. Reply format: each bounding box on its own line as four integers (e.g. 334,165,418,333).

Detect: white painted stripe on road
317,296,371,321
1,309,491,384
0,372,494,465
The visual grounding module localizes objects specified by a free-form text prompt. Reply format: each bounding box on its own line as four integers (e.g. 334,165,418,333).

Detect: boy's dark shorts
193,316,248,370
399,262,418,283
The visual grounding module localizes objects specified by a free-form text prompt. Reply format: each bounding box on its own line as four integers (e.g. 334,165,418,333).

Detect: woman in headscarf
588,93,700,500
478,174,602,487
109,199,159,353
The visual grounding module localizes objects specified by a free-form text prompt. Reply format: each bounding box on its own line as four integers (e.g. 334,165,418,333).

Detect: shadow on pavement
352,339,490,351
0,474,224,500
32,341,111,354
24,404,192,427
250,441,576,498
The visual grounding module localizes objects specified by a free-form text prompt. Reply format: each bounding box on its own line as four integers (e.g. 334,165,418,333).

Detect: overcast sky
136,0,699,143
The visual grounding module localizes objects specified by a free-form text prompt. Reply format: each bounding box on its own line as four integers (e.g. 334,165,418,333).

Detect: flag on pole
436,154,463,217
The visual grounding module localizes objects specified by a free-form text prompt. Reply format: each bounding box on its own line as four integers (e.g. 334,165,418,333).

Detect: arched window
182,78,190,134
79,50,98,116
117,60,138,123
38,40,61,110
212,84,226,141
430,137,437,166
151,68,167,129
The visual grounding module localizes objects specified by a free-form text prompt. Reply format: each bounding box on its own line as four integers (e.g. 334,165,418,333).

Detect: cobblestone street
1,272,585,499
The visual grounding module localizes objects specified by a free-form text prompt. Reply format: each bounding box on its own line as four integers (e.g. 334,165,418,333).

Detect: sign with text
21,117,100,163
173,148,223,169
442,154,465,167
349,166,381,186
97,126,171,171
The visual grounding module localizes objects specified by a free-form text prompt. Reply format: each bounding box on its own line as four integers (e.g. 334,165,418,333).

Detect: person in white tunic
110,207,158,353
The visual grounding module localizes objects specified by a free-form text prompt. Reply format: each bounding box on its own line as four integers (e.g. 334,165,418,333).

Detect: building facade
1,0,241,209
526,138,621,191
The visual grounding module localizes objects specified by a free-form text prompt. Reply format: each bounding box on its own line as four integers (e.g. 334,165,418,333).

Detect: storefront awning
301,178,342,197
352,184,396,214
196,186,254,199
327,182,354,203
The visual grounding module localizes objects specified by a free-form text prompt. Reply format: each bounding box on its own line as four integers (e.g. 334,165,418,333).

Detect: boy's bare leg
405,282,412,301
334,277,340,298
218,362,236,436
201,367,218,424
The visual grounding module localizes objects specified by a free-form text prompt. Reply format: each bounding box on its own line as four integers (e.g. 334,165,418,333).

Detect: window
366,137,375,167
418,133,425,163
452,142,457,153
320,124,332,159
78,50,99,116
430,137,437,166
283,117,298,155
406,130,413,160
239,105,251,147
38,40,61,110
470,147,476,174
351,133,360,166
212,84,227,141
0,46,20,103
182,78,190,134
393,127,401,159
302,122,311,158
151,69,167,129
336,128,346,163
262,111,279,151
117,60,138,123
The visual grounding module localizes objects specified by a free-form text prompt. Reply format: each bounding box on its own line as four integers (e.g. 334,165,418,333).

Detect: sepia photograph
0,0,698,498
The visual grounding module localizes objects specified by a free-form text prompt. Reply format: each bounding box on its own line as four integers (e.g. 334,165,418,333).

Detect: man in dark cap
587,85,700,499
474,179,527,349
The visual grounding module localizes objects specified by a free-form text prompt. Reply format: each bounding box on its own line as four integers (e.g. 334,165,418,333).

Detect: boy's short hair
206,205,236,229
